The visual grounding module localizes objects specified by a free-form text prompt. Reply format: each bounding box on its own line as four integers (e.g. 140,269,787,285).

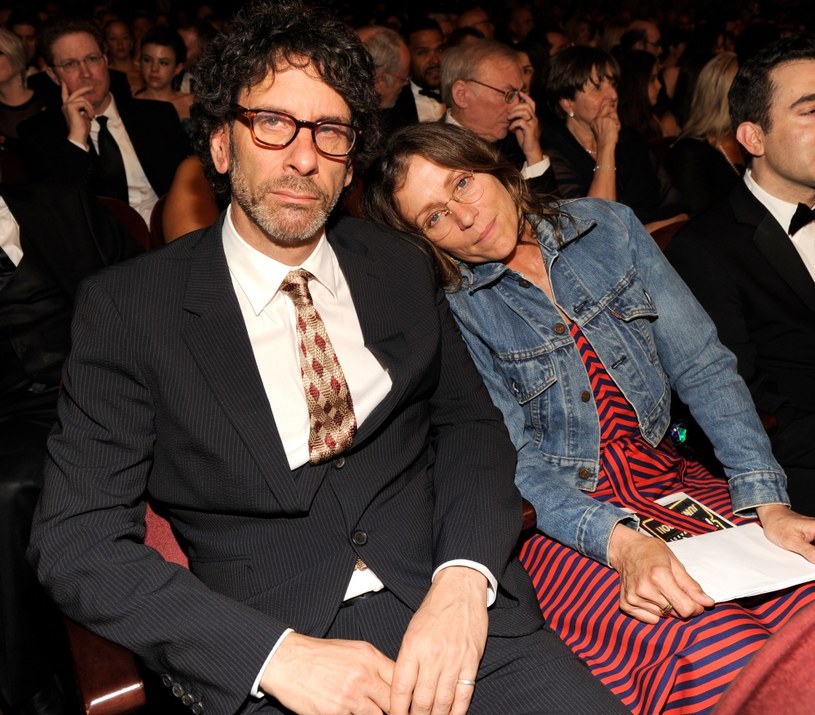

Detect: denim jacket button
578,467,591,480
511,380,520,393
518,278,531,288
554,322,567,334
581,391,591,402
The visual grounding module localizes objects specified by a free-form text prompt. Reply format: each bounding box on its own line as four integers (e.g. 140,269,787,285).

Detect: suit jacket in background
17,96,191,199
666,180,815,489
28,214,543,714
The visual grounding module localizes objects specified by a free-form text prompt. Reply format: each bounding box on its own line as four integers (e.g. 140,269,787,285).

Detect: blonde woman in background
665,52,742,216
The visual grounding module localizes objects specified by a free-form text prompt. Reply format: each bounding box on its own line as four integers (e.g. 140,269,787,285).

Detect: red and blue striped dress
519,324,815,714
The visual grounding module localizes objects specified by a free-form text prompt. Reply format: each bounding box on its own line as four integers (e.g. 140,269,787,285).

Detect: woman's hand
590,97,620,153
757,504,815,563
608,523,714,624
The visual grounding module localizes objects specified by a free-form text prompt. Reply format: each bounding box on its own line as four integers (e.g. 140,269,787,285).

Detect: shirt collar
743,168,811,234
221,204,339,315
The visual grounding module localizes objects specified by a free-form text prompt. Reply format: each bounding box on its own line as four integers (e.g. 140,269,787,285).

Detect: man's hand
608,523,714,624
390,566,488,715
757,504,815,563
509,90,544,165
260,633,395,715
61,82,94,147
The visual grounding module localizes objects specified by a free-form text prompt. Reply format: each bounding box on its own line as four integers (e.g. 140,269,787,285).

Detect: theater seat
96,197,152,252
714,600,815,715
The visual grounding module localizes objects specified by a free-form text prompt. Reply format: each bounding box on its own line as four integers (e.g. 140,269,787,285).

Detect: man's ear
210,124,231,174
736,121,765,159
451,79,469,108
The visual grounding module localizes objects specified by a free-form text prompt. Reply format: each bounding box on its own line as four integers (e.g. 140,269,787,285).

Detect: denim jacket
446,198,788,565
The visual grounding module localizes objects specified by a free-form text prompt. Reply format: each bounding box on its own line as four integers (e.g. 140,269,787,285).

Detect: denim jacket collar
458,211,598,292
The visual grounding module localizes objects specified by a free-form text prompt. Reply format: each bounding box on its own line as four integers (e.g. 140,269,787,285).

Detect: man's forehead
477,57,522,82
53,31,100,56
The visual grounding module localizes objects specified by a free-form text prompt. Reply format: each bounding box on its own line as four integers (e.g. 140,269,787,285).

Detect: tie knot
96,116,108,129
789,202,815,236
280,268,314,304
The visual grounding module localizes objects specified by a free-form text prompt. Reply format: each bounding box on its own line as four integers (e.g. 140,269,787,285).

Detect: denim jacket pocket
606,271,660,366
495,349,557,443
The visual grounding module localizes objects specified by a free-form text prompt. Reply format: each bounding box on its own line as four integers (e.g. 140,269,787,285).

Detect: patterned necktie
95,116,129,203
280,268,357,464
788,202,815,236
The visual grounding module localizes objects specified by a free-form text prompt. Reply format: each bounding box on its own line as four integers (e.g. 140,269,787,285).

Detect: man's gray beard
229,146,345,246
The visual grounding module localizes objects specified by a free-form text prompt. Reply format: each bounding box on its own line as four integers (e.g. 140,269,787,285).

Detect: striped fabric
520,324,815,714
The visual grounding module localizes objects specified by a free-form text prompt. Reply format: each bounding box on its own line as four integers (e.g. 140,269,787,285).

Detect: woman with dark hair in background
363,121,815,715
617,49,680,141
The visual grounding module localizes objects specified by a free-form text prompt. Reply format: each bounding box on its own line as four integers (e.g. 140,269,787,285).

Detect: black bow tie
418,87,443,102
788,202,815,235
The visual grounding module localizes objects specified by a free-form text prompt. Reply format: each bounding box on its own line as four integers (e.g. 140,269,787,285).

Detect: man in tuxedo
0,182,139,715
17,17,190,224
666,35,815,515
386,18,447,131
441,38,556,194
28,2,626,714
357,25,411,110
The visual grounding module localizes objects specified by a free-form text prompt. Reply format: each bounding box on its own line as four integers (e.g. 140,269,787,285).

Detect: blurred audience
617,49,680,142
103,18,142,94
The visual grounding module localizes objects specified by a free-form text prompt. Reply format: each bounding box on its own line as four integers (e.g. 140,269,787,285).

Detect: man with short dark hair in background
667,35,815,515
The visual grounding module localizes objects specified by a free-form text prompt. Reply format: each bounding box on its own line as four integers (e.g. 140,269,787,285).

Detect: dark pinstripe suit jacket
29,214,543,714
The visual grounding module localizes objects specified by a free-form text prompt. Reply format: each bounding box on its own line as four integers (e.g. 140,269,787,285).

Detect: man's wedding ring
457,679,476,687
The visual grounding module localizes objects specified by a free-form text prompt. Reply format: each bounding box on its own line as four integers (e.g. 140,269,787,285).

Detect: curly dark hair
361,122,563,290
729,34,815,133
191,0,381,199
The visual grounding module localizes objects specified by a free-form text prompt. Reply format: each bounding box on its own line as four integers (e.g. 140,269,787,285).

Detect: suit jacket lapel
731,183,815,313
180,219,313,511
328,220,409,444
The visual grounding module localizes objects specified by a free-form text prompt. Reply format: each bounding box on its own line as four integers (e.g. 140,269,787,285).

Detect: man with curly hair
28,2,627,714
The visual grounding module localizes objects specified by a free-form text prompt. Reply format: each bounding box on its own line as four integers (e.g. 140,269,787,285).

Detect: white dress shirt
744,169,815,282
410,80,447,122
0,198,22,266
219,207,498,696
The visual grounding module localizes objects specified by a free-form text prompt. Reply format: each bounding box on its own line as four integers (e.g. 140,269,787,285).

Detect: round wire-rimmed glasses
421,172,483,241
232,105,361,157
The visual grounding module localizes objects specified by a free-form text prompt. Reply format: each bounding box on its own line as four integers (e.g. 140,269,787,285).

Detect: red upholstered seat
714,600,815,715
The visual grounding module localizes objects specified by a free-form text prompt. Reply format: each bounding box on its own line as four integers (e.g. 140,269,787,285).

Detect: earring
568,111,575,118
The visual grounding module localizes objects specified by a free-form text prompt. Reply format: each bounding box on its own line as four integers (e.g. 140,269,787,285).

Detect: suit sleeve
27,276,290,715
665,224,776,412
422,268,523,588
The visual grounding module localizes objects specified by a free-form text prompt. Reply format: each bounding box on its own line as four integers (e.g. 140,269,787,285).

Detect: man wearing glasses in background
28,2,626,714
18,17,189,224
441,38,556,195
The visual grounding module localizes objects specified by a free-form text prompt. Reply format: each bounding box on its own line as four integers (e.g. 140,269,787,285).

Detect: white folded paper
667,522,815,602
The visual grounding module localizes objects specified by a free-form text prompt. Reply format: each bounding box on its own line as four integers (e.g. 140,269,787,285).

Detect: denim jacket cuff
728,470,789,516
576,500,640,566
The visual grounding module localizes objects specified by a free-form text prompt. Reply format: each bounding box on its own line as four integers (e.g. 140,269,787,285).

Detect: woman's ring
457,679,476,687
660,603,673,617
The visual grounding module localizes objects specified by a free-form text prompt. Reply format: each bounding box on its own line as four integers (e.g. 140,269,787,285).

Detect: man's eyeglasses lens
54,53,104,73
233,106,358,157
423,173,482,240
467,79,520,104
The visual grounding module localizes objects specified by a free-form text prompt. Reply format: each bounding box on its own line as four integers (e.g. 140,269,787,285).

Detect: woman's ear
559,97,574,118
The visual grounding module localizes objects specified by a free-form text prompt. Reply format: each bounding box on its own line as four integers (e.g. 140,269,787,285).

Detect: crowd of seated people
2,2,815,715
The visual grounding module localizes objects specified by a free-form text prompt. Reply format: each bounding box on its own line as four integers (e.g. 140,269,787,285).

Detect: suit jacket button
334,457,346,469
161,674,173,688
191,703,204,714
182,694,195,706
352,530,367,545
172,683,184,698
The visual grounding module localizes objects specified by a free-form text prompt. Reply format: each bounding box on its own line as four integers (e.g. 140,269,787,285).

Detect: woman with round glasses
362,121,815,715
541,45,685,233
